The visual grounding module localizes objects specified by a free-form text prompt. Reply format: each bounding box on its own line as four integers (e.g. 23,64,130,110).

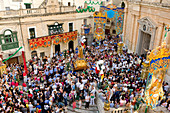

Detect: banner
29,31,78,50
94,11,106,41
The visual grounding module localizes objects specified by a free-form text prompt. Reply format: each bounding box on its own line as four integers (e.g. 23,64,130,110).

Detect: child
90,93,95,105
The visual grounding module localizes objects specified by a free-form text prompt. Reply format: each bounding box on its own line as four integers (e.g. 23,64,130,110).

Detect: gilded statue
78,46,83,59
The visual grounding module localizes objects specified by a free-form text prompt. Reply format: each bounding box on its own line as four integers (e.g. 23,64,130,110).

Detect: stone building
0,0,94,64
123,0,170,54
122,0,170,83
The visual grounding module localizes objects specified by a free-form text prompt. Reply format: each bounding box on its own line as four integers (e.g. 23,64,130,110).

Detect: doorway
68,41,74,53
105,29,110,35
139,31,151,55
55,44,60,54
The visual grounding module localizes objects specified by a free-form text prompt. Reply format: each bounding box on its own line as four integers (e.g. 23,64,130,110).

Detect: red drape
22,51,28,76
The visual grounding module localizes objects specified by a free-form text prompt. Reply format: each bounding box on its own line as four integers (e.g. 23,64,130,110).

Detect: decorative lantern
118,42,123,54
104,101,110,111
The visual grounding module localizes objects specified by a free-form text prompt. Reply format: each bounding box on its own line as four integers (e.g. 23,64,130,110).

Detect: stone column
129,14,135,50
132,15,140,52
135,28,141,54
154,22,164,48
123,8,128,43
149,27,156,50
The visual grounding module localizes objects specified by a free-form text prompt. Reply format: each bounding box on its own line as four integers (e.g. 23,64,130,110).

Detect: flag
95,67,99,74
101,74,104,81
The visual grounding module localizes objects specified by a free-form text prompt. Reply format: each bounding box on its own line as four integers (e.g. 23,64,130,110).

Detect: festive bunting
85,1,103,5
76,6,95,13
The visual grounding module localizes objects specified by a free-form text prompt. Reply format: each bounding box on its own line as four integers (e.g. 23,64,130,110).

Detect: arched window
121,2,125,8
4,30,13,43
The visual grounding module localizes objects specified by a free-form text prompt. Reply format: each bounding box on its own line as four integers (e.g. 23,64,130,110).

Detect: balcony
1,42,19,51
0,6,76,18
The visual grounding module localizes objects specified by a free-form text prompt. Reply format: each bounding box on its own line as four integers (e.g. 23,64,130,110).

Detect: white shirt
85,96,90,102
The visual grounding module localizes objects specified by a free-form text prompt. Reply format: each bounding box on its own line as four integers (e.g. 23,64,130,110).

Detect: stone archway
136,17,157,55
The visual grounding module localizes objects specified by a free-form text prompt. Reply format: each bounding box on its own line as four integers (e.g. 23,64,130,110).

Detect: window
48,22,64,35
84,19,87,25
121,2,125,8
68,2,71,6
40,52,45,58
5,35,13,43
0,29,19,51
113,30,116,34
5,7,10,11
107,19,110,24
24,3,31,9
31,51,37,58
29,28,36,39
69,23,73,32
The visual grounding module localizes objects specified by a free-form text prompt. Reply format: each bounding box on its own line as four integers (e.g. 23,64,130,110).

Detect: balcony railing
1,42,19,51
0,6,76,18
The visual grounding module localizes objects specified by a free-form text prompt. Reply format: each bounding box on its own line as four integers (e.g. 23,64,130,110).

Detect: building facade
122,0,170,83
0,0,95,64
123,0,170,55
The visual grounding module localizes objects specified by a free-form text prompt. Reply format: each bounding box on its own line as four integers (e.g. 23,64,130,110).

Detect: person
90,93,95,105
85,94,90,109
72,100,76,111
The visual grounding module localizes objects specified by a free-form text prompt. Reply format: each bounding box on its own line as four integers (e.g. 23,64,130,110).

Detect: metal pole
145,106,148,113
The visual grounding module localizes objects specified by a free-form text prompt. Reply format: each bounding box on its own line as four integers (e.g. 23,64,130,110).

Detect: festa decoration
29,31,77,50
144,26,170,110
84,1,103,5
76,6,95,13
0,64,6,75
94,11,106,41
94,4,124,41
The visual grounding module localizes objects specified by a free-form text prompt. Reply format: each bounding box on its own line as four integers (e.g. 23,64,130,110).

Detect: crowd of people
0,37,169,113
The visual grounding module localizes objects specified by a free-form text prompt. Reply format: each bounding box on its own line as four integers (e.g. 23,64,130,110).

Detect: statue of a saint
78,46,83,59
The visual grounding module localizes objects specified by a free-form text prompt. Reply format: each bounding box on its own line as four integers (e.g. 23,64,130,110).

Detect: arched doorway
121,2,125,8
31,51,37,58
55,44,60,54
68,41,74,53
